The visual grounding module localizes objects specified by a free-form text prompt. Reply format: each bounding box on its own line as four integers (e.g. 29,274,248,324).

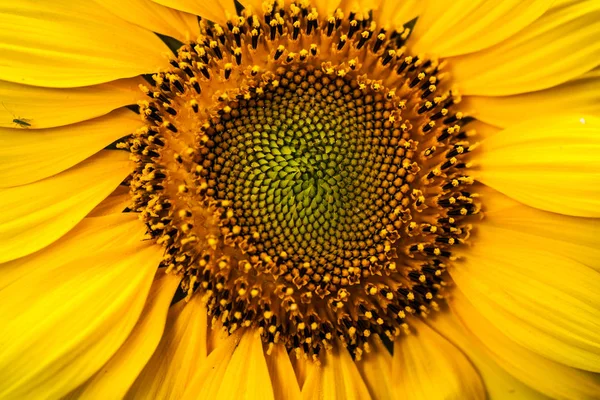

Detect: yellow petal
375,0,422,30
95,0,200,42
0,109,142,188
125,295,208,400
214,330,275,400
473,115,600,217
409,0,551,57
265,344,302,400
0,77,144,129
290,352,310,390
392,319,485,400
182,329,277,400
0,0,170,88
69,270,181,400
88,185,131,217
0,213,162,400
207,320,231,354
449,289,600,399
463,68,600,128
451,224,600,372
302,343,372,400
449,0,600,95
151,0,237,25
355,336,395,400
180,331,241,400
0,213,137,290
480,184,600,271
429,311,551,400
0,150,132,263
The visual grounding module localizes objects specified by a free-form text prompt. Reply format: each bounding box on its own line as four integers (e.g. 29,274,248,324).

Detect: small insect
2,102,32,128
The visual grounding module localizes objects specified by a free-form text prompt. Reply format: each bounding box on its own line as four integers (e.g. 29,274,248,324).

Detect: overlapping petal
204,330,275,399
449,289,600,399
451,222,600,372
94,0,200,42
69,271,181,399
429,311,551,400
0,214,162,399
356,336,395,400
0,77,144,129
0,0,170,87
0,151,131,263
464,68,600,128
301,344,372,400
449,0,600,95
472,115,600,217
392,319,485,400
152,0,237,25
265,344,302,400
126,295,209,400
180,332,241,400
480,185,600,271
409,0,552,58
0,109,142,188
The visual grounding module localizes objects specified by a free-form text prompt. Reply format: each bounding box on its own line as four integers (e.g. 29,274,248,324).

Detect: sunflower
1,0,599,398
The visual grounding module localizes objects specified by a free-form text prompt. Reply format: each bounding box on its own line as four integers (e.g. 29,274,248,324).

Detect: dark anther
421,87,434,99
166,122,178,133
172,80,184,93
327,20,335,36
417,104,429,114
357,34,369,49
307,19,318,35
382,52,393,66
373,36,384,53
213,46,223,59
430,110,446,120
441,159,455,170
160,82,171,92
422,123,434,133
437,128,452,142
148,113,163,123
183,66,194,77
396,60,409,74
443,114,460,124
200,67,210,79
408,271,422,282
151,137,165,146
409,76,421,88
192,81,201,94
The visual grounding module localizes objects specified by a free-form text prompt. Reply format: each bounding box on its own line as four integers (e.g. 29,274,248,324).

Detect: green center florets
197,66,411,295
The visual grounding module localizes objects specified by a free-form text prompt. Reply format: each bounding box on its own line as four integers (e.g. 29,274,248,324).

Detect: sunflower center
124,1,479,359
200,66,411,292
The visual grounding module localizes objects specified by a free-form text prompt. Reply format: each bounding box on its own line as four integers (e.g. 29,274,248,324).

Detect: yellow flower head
0,0,599,399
